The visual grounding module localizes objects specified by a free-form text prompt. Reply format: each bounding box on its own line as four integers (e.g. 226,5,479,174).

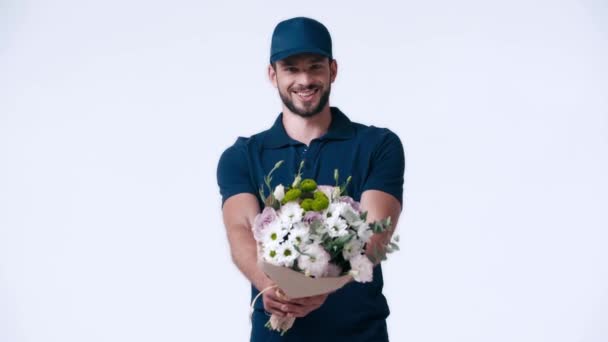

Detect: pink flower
303,211,323,224
349,254,373,283
338,196,361,213
252,207,278,241
325,263,343,277
297,244,330,277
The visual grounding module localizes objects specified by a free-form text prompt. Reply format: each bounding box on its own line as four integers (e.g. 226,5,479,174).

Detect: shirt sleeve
361,129,406,207
216,138,258,207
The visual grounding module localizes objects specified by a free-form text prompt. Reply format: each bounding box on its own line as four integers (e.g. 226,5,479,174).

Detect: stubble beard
278,84,331,118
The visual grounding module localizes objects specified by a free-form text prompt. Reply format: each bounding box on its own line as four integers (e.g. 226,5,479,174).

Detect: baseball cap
270,17,332,64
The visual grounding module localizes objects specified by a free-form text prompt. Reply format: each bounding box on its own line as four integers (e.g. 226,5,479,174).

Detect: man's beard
278,84,331,118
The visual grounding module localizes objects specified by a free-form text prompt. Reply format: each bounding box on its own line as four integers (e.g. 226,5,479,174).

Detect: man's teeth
296,89,316,96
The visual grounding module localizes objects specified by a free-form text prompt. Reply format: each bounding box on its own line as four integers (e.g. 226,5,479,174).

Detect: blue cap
270,17,332,64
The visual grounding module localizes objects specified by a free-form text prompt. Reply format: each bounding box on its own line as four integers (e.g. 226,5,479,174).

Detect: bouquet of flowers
251,160,399,334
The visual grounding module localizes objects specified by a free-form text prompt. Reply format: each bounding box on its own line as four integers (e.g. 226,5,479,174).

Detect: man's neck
282,106,332,146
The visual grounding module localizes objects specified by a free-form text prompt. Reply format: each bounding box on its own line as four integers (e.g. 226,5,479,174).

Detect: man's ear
268,64,278,88
329,59,338,83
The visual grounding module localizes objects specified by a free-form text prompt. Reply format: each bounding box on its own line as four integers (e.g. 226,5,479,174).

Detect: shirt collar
263,107,355,149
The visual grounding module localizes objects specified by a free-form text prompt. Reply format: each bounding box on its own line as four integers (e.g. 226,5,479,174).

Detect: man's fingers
263,291,329,318
280,303,307,317
263,298,287,317
263,292,292,317
266,288,290,302
263,294,308,317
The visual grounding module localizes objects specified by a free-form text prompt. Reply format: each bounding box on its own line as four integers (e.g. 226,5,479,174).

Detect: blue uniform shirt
217,107,405,341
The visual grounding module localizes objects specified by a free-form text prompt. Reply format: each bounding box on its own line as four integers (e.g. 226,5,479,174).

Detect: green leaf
335,234,354,245
360,211,368,222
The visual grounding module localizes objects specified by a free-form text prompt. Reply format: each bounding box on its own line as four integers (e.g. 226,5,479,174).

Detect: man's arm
221,193,270,291
359,189,402,265
222,192,326,318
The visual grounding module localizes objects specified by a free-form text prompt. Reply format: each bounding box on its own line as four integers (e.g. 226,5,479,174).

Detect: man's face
269,53,337,118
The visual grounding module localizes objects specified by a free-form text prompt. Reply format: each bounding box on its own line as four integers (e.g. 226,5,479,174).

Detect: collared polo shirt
217,107,405,342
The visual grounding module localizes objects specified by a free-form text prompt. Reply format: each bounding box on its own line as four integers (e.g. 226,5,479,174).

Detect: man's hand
360,189,402,265
263,287,329,318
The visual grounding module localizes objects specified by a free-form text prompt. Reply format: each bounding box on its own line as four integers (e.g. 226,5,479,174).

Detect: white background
1,0,607,341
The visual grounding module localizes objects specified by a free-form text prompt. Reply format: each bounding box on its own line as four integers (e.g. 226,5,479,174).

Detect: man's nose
295,71,314,87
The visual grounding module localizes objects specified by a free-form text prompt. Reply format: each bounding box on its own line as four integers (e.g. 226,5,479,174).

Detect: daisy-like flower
263,245,280,266
279,202,304,226
355,221,373,243
327,202,348,218
262,220,286,249
276,241,298,267
349,254,373,283
297,243,330,277
342,237,364,260
288,222,310,247
325,215,349,238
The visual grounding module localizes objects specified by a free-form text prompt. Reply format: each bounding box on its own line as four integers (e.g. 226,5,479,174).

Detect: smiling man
217,17,405,341
273,53,333,117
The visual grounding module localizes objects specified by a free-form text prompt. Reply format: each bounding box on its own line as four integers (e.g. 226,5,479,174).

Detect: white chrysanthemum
297,243,330,277
262,246,281,266
342,237,364,260
276,241,298,267
273,184,285,202
356,222,373,243
279,202,303,226
262,220,286,249
349,254,373,283
288,222,310,246
325,215,349,238
327,202,348,218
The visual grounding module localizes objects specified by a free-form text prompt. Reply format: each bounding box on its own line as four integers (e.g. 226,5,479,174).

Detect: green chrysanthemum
282,188,302,204
313,191,328,201
300,179,317,192
312,196,329,211
300,198,314,211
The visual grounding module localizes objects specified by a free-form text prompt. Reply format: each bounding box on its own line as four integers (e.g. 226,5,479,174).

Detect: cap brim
270,47,331,64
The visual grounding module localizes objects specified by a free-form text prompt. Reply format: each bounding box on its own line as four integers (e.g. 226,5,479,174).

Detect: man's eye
285,67,297,72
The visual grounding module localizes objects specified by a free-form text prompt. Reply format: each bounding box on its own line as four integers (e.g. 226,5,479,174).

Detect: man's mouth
293,88,319,102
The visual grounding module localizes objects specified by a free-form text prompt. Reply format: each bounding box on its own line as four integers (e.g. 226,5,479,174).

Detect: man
217,17,405,341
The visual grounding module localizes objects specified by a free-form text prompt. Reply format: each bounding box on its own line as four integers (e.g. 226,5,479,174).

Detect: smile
293,88,319,101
